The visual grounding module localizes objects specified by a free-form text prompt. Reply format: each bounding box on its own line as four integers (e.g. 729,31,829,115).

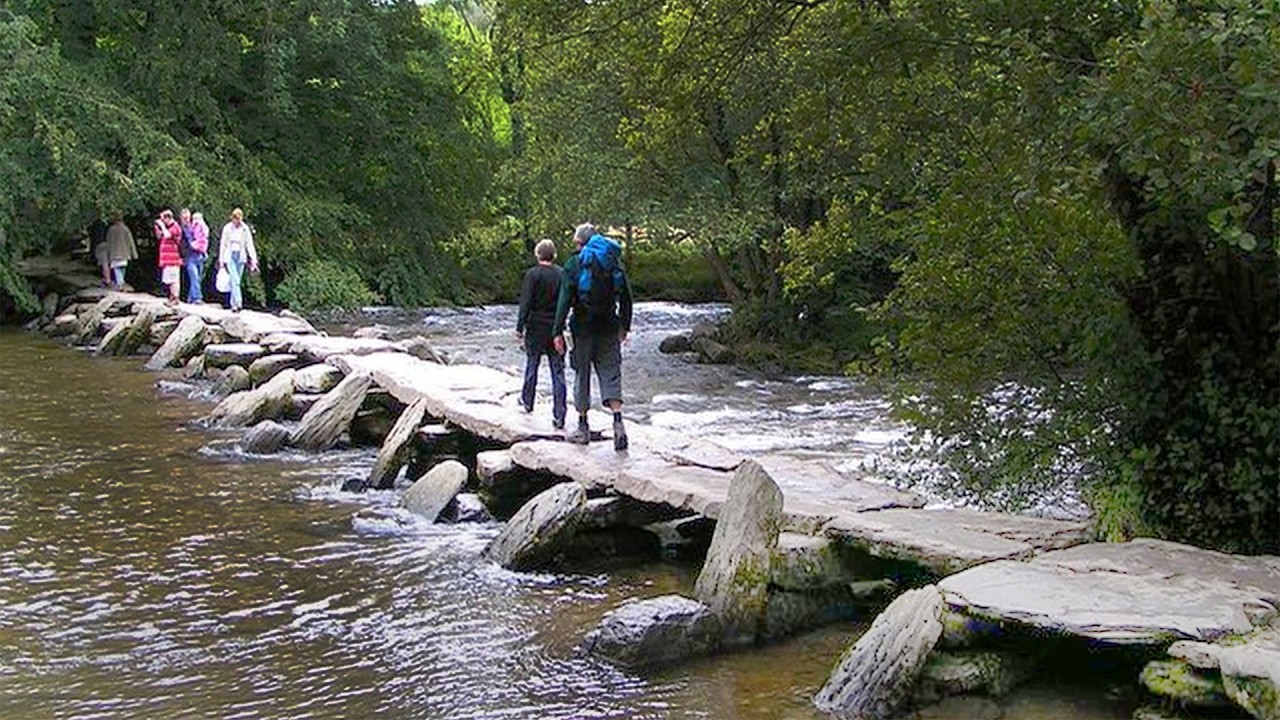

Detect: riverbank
13,284,1280,720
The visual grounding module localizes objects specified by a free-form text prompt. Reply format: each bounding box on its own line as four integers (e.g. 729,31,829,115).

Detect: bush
626,241,722,302
275,259,380,312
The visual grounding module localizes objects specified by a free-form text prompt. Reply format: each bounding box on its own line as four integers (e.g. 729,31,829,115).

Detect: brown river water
0,328,1131,719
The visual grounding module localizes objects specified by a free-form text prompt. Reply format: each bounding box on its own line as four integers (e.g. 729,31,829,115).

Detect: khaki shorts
161,266,181,285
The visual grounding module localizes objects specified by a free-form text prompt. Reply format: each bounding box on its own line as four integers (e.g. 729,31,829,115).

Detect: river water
0,304,1126,719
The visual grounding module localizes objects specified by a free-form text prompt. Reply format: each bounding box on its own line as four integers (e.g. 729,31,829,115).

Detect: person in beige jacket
104,216,138,290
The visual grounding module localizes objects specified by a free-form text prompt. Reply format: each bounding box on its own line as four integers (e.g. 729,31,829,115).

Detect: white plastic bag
215,266,231,293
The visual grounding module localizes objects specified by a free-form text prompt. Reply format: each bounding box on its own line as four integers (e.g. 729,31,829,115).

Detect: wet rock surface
693,459,782,644
206,369,296,427
288,371,373,451
146,315,209,370
580,595,719,669
401,460,469,522
482,482,586,571
938,539,1280,644
241,420,291,455
815,585,945,720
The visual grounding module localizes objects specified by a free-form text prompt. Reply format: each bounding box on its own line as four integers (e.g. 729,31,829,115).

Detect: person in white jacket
218,207,258,311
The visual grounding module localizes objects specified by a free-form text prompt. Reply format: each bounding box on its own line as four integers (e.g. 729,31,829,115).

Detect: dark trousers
570,329,622,414
522,334,567,424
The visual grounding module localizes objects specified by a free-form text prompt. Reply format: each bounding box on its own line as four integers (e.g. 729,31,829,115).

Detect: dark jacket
553,249,634,337
517,263,563,343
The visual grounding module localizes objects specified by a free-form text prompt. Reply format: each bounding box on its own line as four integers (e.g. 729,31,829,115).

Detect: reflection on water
0,325,1126,719
0,331,842,719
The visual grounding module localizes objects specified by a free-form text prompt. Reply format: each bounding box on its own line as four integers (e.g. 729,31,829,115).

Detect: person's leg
520,337,540,413
112,265,126,289
568,333,594,443
594,331,627,451
548,341,567,429
186,256,203,303
227,253,244,310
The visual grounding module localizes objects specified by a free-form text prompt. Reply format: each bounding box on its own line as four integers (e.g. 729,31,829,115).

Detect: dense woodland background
1,0,1275,552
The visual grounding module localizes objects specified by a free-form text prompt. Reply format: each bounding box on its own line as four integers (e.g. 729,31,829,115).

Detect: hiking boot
612,416,628,452
552,418,565,430
567,422,590,445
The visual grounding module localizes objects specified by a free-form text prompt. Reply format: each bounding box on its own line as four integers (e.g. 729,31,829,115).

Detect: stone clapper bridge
38,287,1280,720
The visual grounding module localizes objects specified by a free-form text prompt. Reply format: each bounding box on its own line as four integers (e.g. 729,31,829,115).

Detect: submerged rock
400,460,469,522
241,420,290,454
658,334,694,354
580,595,720,669
912,696,1002,720
814,585,945,720
693,459,782,644
482,482,586,571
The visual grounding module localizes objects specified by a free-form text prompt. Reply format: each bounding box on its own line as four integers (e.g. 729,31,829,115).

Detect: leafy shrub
275,260,380,312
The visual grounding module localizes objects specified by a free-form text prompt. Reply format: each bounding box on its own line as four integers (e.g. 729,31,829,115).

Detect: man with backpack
552,223,634,450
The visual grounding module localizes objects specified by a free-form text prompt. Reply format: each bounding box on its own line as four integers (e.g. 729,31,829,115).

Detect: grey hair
573,223,596,244
534,239,556,262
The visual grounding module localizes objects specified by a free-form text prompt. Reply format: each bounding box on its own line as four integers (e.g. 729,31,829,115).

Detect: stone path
62,289,1093,573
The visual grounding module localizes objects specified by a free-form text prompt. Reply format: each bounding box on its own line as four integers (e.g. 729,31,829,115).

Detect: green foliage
624,240,721,303
500,0,1278,551
0,251,42,317
274,259,380,312
2,1,501,305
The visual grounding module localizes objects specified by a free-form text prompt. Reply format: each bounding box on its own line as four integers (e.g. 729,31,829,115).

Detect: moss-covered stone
1224,675,1279,720
913,650,1036,705
1140,660,1231,708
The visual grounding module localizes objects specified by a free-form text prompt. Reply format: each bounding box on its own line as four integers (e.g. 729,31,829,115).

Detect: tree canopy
2,0,1275,551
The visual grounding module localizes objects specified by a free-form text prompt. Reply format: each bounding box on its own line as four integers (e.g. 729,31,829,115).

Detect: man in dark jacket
552,223,634,450
517,239,567,429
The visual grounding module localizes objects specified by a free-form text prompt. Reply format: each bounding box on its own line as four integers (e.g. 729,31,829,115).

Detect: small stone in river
342,477,370,493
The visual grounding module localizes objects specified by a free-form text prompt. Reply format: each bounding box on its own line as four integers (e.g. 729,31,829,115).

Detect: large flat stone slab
178,303,315,341
825,508,1093,574
939,539,1280,644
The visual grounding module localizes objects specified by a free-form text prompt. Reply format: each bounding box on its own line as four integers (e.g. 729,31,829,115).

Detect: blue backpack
576,234,625,321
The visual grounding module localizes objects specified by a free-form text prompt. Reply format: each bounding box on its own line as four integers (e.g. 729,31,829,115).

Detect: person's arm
126,227,138,259
245,227,258,270
552,257,576,336
617,267,634,338
516,270,533,335
218,225,229,266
